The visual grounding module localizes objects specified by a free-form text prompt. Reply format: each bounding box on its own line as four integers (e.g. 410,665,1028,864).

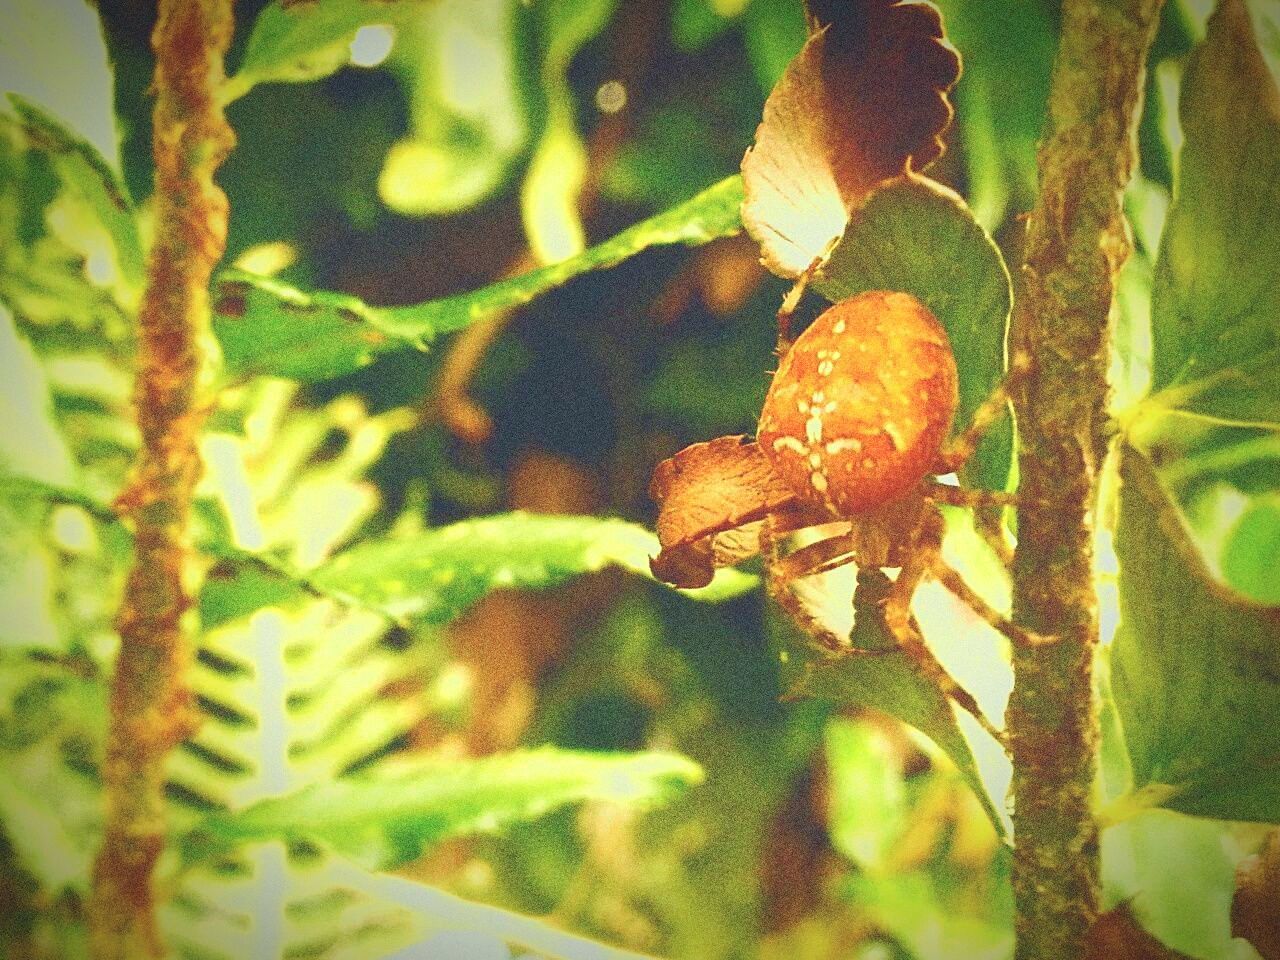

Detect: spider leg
762,519,853,652
934,351,1031,475
972,505,1015,568
930,559,1054,648
925,481,1019,510
776,254,828,350
881,507,1007,746
774,531,855,582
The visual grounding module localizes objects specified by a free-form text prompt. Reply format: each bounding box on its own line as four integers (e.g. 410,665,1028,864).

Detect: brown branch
87,2,236,957
1006,1,1163,958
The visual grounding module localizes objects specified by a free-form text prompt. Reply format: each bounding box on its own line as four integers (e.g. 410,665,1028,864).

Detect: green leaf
0,742,100,892
824,717,908,870
0,0,119,168
1110,444,1280,822
1148,0,1280,426
741,0,807,93
309,512,756,623
212,175,744,381
520,117,589,263
198,554,303,630
784,573,1007,840
228,0,427,98
933,0,1055,230
2,96,144,294
346,867,667,960
165,846,665,960
672,0,742,51
210,270,427,382
0,653,107,893
378,0,528,216
1148,350,1280,427
1221,493,1280,603
161,849,426,960
814,176,1014,490
191,748,703,870
519,0,616,261
1102,810,1256,960
843,863,1013,960
0,305,77,487
5,474,756,631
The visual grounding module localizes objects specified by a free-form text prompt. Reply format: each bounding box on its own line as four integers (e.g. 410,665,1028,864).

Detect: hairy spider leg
775,254,829,350
774,530,856,582
934,351,1031,475
762,521,857,652
930,560,1052,648
925,481,1019,510
878,504,1006,744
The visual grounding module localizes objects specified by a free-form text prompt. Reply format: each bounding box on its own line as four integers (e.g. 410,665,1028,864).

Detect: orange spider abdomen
757,291,958,514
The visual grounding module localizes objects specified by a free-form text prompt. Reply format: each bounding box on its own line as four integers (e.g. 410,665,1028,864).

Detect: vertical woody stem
1006,1,1162,958
88,2,235,957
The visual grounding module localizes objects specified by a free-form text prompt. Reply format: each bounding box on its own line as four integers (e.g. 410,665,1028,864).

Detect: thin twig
1006,1,1163,957
87,2,236,956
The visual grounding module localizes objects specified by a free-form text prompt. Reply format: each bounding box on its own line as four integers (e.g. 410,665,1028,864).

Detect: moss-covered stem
1006,1,1162,957
87,2,235,956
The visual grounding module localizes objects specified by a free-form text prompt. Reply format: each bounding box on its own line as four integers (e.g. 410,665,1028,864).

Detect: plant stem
1006,1,1163,958
87,2,235,957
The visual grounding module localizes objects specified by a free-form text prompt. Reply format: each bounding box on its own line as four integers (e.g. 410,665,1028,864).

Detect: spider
649,287,1041,742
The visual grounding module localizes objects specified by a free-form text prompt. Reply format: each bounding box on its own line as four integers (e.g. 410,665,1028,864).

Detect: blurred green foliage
0,0,1277,958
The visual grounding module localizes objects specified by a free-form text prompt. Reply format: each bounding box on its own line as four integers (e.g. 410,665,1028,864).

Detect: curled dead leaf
1084,903,1195,960
742,0,960,278
649,436,799,588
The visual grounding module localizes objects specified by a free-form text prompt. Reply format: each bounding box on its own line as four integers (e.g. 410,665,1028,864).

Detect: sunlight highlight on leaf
379,0,527,216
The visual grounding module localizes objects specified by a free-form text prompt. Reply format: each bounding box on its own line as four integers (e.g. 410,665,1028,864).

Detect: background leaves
1,1,1277,958
1111,445,1280,822
1148,0,1280,427
211,176,743,382
192,748,703,870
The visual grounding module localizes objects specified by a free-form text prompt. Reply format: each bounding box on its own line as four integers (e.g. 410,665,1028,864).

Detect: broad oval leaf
783,576,1007,839
188,748,704,870
212,176,744,382
1222,494,1280,605
1110,444,1280,822
741,0,959,278
1148,0,1280,428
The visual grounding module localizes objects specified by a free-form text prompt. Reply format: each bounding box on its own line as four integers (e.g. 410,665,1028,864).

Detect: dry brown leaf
1083,904,1196,960
650,435,799,588
742,0,960,278
1233,829,1280,960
